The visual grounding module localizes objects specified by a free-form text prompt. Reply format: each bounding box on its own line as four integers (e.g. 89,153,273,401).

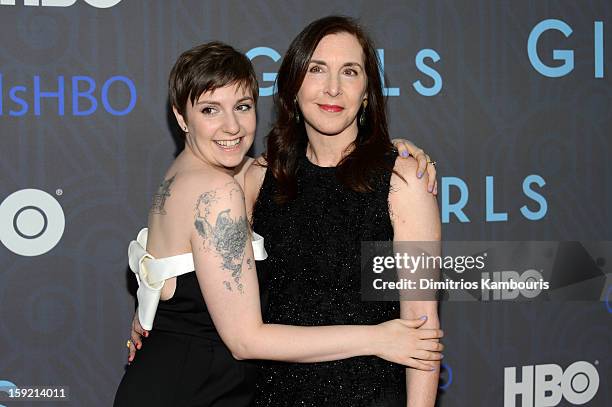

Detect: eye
309,65,323,73
343,68,358,76
236,103,253,112
201,106,218,115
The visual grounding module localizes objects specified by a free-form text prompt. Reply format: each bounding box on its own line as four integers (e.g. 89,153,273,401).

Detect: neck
305,122,358,167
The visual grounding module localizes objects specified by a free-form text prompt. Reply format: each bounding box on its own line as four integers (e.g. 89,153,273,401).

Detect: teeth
215,138,241,147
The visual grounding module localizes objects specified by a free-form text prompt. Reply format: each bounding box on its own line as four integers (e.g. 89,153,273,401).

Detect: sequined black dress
252,152,406,406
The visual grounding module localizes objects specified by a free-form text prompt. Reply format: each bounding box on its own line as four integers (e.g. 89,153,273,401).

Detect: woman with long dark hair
244,16,441,406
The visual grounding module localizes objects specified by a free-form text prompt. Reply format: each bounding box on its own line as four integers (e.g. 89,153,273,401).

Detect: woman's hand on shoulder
391,138,437,195
391,155,431,198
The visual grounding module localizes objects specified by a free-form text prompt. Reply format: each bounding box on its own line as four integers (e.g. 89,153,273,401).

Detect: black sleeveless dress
113,272,258,406
252,152,406,407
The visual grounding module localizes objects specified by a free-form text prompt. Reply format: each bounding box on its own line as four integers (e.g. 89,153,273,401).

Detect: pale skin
390,158,442,406
128,82,443,371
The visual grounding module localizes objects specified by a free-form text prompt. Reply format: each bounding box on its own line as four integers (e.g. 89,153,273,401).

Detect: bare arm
192,177,371,361
189,175,438,364
389,157,443,407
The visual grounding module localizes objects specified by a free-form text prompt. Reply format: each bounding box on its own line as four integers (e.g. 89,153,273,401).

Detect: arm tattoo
388,181,399,226
194,182,248,293
151,175,176,215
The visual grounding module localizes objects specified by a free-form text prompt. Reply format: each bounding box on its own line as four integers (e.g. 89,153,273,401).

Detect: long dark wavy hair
264,15,398,204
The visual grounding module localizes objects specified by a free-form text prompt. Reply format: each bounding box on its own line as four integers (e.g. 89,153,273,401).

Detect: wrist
363,324,383,357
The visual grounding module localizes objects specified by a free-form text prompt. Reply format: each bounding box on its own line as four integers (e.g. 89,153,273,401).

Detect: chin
314,126,349,136
307,119,353,136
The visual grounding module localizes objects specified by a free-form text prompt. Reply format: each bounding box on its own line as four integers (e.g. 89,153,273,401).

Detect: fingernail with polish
401,151,408,157
428,185,433,192
417,171,423,178
420,315,427,320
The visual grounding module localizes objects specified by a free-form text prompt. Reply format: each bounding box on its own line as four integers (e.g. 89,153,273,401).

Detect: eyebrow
309,59,364,70
196,96,254,105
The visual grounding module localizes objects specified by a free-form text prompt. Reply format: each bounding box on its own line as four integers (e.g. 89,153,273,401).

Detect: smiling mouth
318,104,344,113
214,137,243,149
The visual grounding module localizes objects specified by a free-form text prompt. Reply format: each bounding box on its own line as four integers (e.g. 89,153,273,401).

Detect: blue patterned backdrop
0,1,610,406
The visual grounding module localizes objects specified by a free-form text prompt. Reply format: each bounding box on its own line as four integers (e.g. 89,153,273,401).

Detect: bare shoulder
147,169,243,253
246,155,267,179
253,155,267,166
160,170,241,215
180,169,243,201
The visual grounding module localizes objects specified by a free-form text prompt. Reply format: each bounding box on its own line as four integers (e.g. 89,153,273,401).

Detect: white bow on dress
127,227,267,330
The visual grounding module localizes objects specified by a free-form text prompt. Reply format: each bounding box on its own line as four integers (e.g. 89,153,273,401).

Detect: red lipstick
318,104,344,113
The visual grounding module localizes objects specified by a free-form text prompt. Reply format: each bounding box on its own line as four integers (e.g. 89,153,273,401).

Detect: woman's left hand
392,139,437,195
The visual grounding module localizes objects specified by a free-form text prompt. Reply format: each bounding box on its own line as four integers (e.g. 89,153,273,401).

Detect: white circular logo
0,189,65,256
561,361,599,404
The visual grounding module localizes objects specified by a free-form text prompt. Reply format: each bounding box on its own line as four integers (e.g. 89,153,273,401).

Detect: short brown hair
168,41,258,123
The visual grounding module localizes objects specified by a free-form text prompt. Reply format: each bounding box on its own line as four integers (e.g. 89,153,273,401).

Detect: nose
222,112,240,135
324,73,341,97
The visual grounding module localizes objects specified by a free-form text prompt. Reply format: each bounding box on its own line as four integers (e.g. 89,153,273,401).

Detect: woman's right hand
127,311,148,363
375,318,444,370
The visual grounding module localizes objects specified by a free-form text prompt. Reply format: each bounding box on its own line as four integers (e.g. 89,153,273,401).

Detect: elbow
222,325,264,361
231,352,245,361
228,340,251,361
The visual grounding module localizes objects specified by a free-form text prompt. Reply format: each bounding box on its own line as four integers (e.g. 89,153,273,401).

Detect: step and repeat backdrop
0,1,610,406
